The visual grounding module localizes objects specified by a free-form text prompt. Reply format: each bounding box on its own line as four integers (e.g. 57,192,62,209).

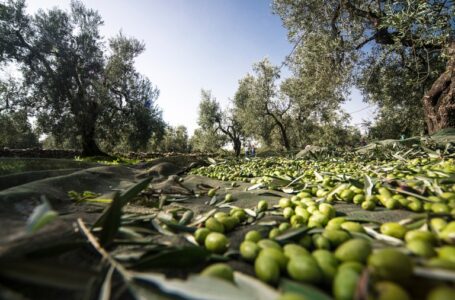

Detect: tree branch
342,0,380,24
355,35,376,50
14,31,56,78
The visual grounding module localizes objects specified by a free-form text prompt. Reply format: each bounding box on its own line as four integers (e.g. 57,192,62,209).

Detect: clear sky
25,0,374,134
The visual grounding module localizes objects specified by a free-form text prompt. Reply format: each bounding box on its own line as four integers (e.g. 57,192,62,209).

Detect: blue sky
25,0,374,134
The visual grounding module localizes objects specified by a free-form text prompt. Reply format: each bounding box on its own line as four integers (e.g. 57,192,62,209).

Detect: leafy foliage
273,0,455,136
189,128,226,153
0,78,40,148
196,89,245,156
149,125,190,153
0,0,164,155
0,110,39,148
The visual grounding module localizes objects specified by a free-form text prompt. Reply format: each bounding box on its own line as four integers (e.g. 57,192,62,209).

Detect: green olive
254,255,280,284
406,240,436,258
269,227,281,239
207,188,217,197
224,193,234,202
380,222,407,239
279,197,293,208
240,240,260,261
257,239,282,250
259,247,288,270
201,263,234,282
205,232,228,253
335,239,371,263
368,248,413,282
257,200,268,212
244,230,262,242
287,255,323,284
194,227,210,245
205,217,225,233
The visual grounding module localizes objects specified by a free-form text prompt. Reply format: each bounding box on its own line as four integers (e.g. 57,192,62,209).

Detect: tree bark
423,41,455,134
81,132,105,157
79,102,107,157
233,138,242,157
277,121,291,151
268,112,290,150
80,122,106,157
264,105,291,151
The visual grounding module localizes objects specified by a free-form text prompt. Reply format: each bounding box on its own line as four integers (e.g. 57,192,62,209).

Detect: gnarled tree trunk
423,41,455,134
79,102,107,157
233,138,242,157
81,128,105,157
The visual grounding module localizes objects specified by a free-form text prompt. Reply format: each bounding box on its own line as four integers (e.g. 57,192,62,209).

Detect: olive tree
189,128,226,153
273,0,455,134
0,110,39,148
149,125,190,153
0,0,164,155
234,59,293,150
197,89,244,156
0,77,39,148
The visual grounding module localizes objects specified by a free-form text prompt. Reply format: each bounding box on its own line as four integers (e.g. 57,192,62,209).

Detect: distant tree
233,59,294,150
189,128,226,153
364,106,425,140
149,125,189,153
40,134,79,150
0,78,39,148
273,0,455,134
0,110,39,148
233,73,275,147
96,34,165,153
0,0,164,155
279,74,348,148
198,89,244,156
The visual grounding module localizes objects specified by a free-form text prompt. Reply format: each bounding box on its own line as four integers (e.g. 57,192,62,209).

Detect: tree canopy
0,0,164,155
197,89,244,156
273,0,455,136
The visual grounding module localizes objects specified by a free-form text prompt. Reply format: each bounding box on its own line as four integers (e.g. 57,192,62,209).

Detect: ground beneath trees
0,155,444,299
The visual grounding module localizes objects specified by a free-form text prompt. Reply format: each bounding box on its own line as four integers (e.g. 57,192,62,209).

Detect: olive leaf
26,196,58,233
284,173,306,188
151,219,175,236
279,279,332,300
257,192,284,197
314,171,324,182
188,209,217,227
274,226,310,243
281,187,295,194
247,183,265,191
133,272,262,300
363,227,404,246
94,177,153,228
209,195,218,205
207,157,217,165
363,175,374,197
414,266,455,282
234,272,279,300
392,187,433,202
325,183,348,201
178,210,194,225
127,281,175,300
244,208,257,217
120,177,154,206
159,219,196,233
97,192,123,246
99,266,115,300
